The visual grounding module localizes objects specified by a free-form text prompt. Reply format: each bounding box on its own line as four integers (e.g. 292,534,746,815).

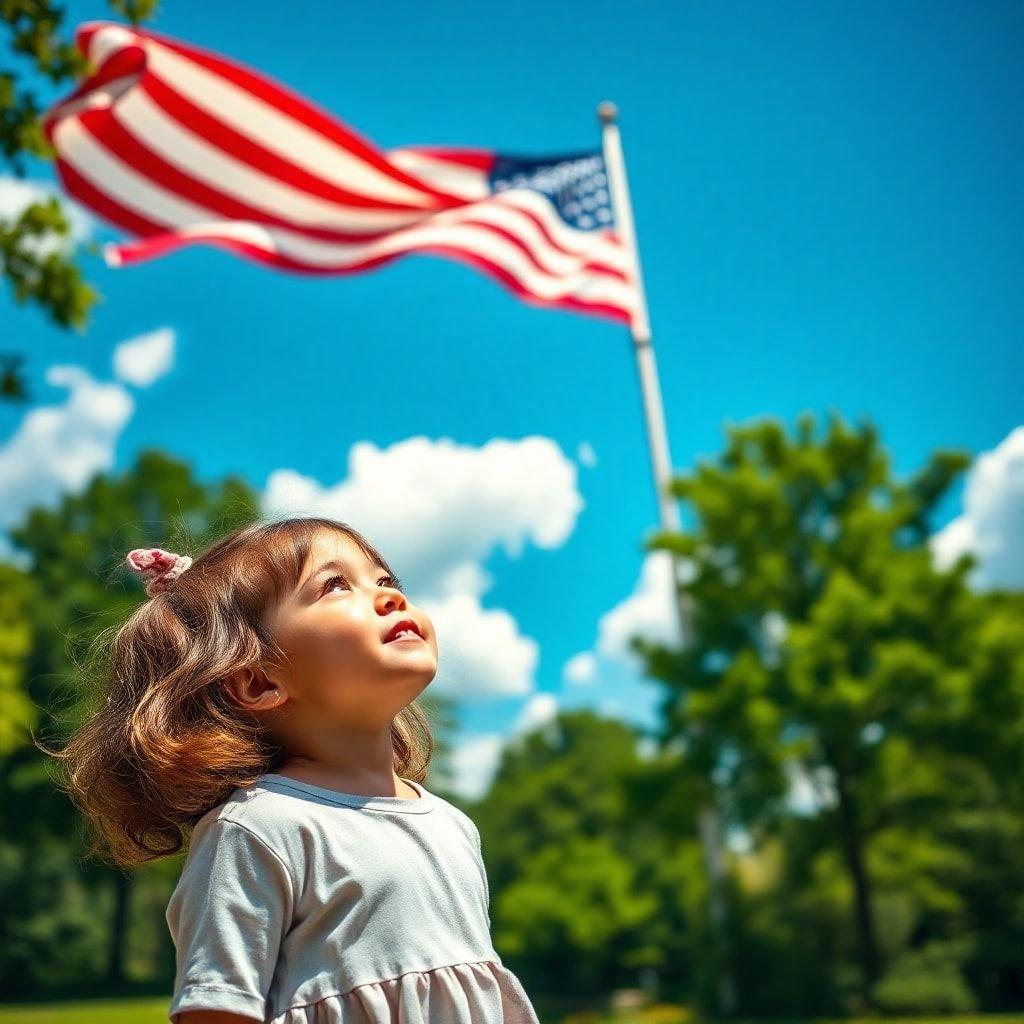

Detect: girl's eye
321,574,349,595
321,574,404,595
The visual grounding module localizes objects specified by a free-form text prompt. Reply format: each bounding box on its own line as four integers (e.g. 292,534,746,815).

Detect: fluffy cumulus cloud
113,327,176,386
262,435,584,700
448,693,562,799
561,549,682,685
511,692,560,737
448,732,507,801
563,650,597,686
0,329,177,555
427,592,538,699
0,175,94,258
0,365,133,540
931,426,1024,589
594,550,682,665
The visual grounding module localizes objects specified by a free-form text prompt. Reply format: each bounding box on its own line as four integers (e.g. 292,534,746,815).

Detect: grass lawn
1,1000,1023,1024
0,1000,172,1024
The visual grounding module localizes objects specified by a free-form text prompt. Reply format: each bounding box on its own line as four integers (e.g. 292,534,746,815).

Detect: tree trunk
106,869,132,985
832,762,880,1003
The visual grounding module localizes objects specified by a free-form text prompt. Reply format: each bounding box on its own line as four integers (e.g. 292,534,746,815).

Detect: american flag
42,21,640,326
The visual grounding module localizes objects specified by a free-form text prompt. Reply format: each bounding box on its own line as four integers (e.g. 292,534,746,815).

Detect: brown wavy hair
43,516,436,870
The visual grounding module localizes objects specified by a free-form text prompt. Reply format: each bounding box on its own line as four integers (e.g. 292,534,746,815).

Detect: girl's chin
381,640,435,660
381,636,431,650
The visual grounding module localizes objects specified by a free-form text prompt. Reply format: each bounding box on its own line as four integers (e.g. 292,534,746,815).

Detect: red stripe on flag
456,217,629,284
75,99,630,281
104,228,633,324
139,73,423,215
88,99,405,243
129,23,466,209
397,146,496,172
47,21,640,330
490,195,628,273
55,156,168,238
421,244,634,324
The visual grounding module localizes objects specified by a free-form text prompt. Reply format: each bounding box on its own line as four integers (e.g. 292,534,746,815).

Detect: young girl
52,515,541,1024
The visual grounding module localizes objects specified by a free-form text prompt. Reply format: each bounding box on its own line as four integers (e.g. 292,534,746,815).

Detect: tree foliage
0,0,158,399
632,411,1024,1011
0,448,258,995
1,419,1022,1014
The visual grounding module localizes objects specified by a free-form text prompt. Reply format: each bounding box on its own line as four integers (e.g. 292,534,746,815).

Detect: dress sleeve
165,816,295,1023
469,817,491,925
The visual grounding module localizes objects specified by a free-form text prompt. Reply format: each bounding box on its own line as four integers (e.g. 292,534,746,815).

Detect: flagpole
598,100,737,1017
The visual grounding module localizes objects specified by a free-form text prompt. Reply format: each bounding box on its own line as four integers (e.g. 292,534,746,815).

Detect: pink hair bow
125,547,193,597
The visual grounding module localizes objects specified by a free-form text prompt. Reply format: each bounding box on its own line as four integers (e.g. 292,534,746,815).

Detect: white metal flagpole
597,100,737,1016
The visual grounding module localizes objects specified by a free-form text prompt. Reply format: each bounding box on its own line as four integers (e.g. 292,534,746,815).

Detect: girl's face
260,530,437,729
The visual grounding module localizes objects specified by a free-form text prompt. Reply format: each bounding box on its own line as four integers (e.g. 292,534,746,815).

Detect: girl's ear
222,665,285,713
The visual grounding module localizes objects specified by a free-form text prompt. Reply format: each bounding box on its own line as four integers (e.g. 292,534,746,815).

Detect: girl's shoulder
186,776,312,865
188,774,480,860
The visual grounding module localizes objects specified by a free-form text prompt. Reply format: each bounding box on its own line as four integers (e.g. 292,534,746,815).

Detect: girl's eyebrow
299,558,389,594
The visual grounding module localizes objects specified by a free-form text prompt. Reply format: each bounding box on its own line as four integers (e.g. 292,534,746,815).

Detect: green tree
0,448,259,995
1,0,158,399
635,411,977,1008
0,561,36,755
470,709,713,1004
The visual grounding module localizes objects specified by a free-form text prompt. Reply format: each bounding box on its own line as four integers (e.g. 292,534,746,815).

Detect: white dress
166,773,540,1024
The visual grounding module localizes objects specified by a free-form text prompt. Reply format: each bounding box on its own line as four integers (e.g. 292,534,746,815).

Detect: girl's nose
375,587,406,615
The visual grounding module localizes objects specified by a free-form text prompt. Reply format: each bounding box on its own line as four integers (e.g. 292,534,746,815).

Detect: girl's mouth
386,630,423,644
382,619,425,644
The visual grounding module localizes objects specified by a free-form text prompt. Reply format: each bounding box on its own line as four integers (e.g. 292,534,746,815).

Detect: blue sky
1,1,1021,798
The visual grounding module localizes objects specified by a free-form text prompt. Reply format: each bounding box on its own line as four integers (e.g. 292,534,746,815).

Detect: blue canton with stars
488,151,614,232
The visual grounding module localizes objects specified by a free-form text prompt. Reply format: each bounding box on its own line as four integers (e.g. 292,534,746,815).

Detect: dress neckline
258,773,436,814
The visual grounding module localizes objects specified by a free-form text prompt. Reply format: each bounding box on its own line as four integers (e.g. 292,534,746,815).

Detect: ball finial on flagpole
597,100,618,124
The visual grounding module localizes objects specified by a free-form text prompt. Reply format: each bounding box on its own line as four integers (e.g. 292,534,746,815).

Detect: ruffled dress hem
270,958,540,1024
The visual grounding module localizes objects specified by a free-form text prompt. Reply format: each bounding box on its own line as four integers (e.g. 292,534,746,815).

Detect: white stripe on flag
494,190,630,270
83,23,137,67
114,217,638,312
145,38,436,208
54,117,212,227
52,22,640,325
386,149,491,201
61,106,628,288
114,88,421,233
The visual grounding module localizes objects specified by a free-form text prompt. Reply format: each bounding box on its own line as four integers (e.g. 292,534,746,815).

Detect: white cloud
593,550,682,669
0,364,133,542
264,435,582,599
261,435,584,698
931,426,1024,589
446,732,506,801
511,692,560,737
113,327,176,387
443,693,563,800
0,175,94,259
556,549,688,724
0,326,183,552
577,441,597,467
426,591,538,699
563,650,598,685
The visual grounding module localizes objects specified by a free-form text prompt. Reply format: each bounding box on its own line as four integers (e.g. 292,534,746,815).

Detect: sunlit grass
0,999,171,1024
584,1015,1024,1024
1,1000,1023,1024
